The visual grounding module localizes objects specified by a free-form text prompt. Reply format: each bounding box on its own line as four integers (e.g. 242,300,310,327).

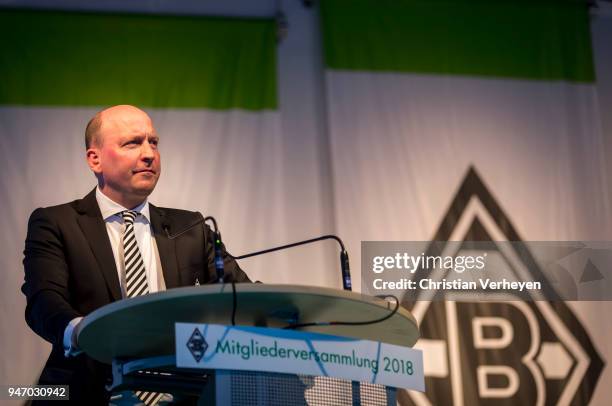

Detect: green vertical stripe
0,9,277,109
320,0,595,82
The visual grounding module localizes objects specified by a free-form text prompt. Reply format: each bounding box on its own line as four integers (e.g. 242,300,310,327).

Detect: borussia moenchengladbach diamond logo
186,327,208,363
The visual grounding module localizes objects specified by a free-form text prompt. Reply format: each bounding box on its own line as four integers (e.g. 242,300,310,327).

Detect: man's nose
141,141,155,161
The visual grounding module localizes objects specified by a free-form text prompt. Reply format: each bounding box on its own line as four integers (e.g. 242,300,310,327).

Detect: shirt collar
95,186,150,223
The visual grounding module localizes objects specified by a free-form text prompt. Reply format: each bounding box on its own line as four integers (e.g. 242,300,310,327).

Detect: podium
78,284,422,405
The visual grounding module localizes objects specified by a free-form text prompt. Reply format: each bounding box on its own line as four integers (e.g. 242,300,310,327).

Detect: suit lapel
76,189,122,301
149,205,180,289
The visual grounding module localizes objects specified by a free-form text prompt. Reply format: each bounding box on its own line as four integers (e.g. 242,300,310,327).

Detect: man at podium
22,105,250,404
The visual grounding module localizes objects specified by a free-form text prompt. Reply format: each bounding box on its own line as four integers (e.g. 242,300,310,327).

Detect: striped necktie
122,210,149,298
122,211,165,405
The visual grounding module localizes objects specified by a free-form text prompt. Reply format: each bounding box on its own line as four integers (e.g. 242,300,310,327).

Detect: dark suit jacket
22,189,249,404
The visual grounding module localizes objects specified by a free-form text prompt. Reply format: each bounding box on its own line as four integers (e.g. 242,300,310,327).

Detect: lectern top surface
78,284,419,364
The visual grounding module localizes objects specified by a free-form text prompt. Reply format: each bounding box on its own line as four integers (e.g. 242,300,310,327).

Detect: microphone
162,217,353,290
162,214,225,283
162,215,204,239
233,235,352,291
203,216,225,283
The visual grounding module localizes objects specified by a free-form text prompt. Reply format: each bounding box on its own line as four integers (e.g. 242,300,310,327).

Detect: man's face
88,106,161,206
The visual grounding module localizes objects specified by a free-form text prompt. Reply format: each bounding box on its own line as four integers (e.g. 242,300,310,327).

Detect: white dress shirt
95,187,165,296
63,187,166,356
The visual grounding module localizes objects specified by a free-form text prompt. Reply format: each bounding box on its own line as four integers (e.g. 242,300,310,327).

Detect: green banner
320,0,595,82
0,9,277,109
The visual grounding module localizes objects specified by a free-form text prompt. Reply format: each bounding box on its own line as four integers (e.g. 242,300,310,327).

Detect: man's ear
86,148,102,174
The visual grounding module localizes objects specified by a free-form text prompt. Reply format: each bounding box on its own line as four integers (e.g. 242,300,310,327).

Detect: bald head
85,105,152,149
85,104,161,208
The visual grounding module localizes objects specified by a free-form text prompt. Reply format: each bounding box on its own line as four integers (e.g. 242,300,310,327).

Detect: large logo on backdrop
400,167,604,406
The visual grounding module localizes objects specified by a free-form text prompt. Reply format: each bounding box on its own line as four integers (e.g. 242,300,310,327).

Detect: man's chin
132,181,158,196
